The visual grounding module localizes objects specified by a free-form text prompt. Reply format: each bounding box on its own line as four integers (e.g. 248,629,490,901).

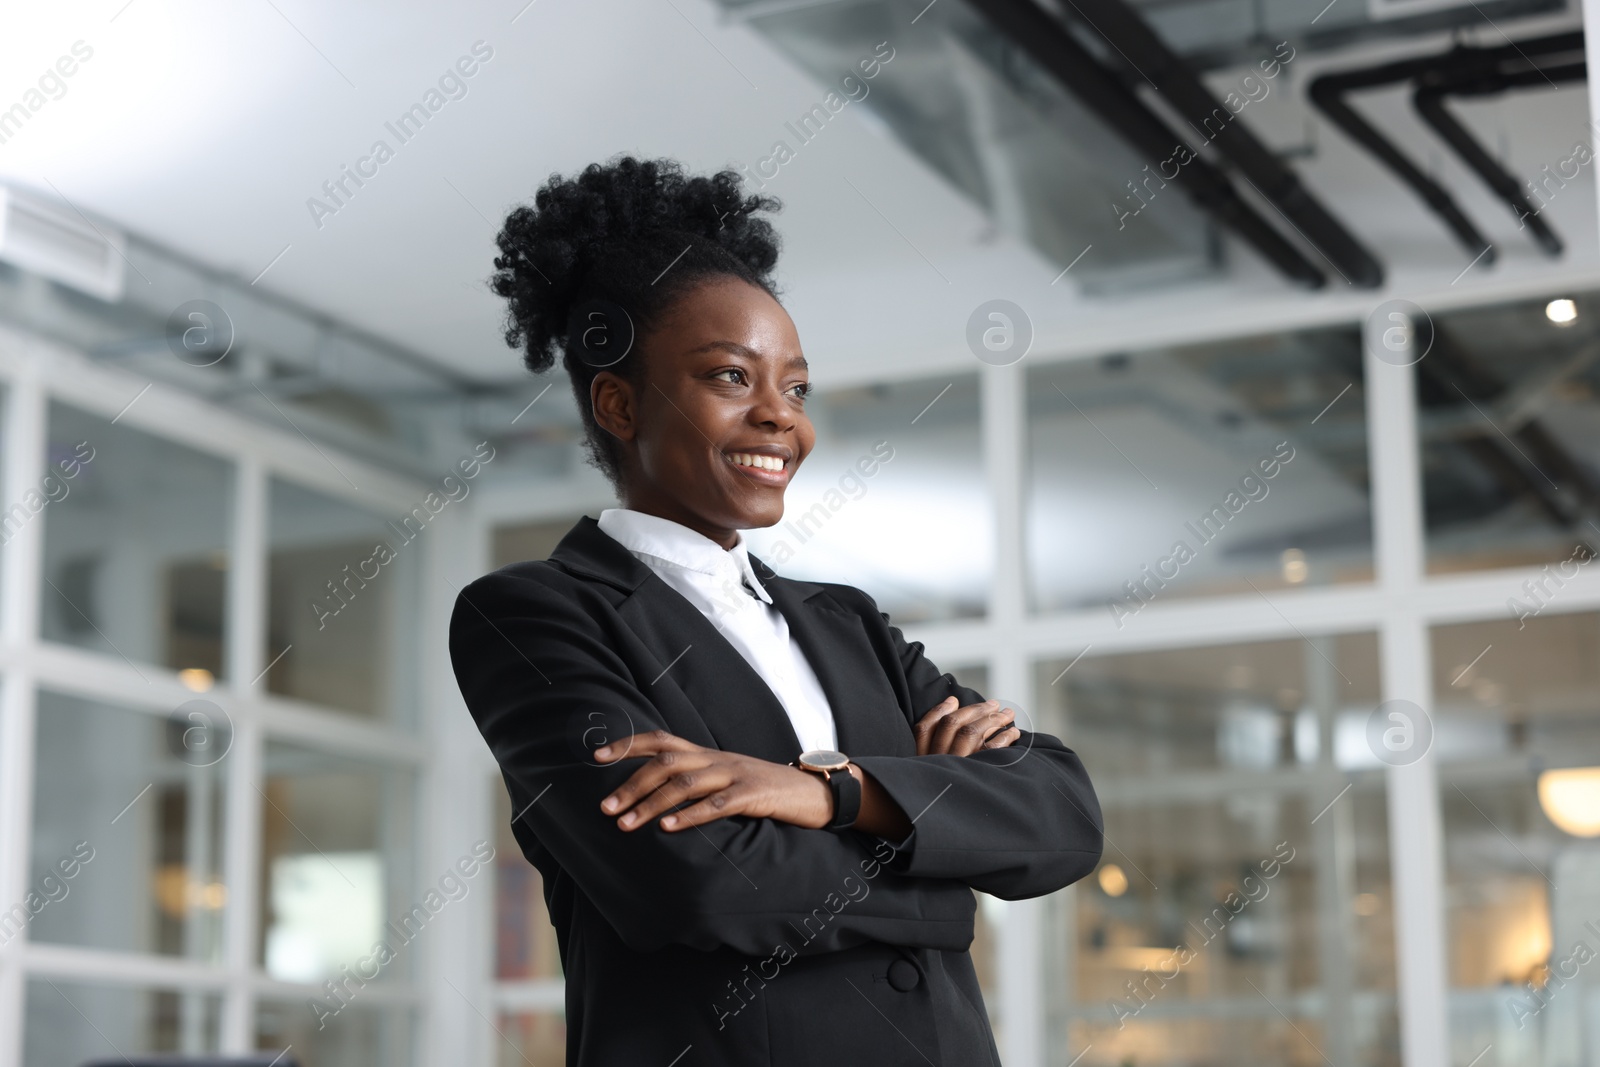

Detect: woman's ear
591,371,638,444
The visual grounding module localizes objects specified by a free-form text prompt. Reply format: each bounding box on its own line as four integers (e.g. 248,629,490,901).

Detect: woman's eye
789,383,811,400
713,369,745,384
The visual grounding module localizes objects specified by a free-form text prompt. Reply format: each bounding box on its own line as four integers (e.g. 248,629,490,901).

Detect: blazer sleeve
450,569,980,957
848,610,1105,900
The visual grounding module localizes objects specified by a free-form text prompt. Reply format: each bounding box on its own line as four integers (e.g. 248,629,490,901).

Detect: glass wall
254,999,413,1067
30,690,227,962
23,980,222,1066
40,401,233,683
1418,290,1600,575
6,362,430,1067
259,742,416,986
266,477,423,724
1431,611,1600,1067
1026,327,1374,615
1035,636,1400,1066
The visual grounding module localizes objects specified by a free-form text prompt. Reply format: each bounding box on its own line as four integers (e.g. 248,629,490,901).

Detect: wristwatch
794,749,861,832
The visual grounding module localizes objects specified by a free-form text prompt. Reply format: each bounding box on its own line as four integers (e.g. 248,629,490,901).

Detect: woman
449,155,1103,1067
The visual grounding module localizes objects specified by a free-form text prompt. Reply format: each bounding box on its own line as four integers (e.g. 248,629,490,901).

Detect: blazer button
887,959,921,992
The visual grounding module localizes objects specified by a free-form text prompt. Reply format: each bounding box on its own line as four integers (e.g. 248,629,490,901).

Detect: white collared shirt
596,508,839,754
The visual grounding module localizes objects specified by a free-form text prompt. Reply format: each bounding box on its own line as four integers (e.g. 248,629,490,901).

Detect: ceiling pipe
1053,0,1385,288
965,0,1329,288
1413,57,1585,258
1309,57,1494,264
1308,31,1583,263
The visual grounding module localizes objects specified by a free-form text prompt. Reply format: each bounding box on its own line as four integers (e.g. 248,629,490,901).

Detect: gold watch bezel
797,749,850,777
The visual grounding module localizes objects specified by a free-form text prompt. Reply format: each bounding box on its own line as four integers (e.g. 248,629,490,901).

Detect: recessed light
1546,298,1577,325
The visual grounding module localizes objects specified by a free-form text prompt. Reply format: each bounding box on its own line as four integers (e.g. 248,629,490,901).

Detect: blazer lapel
548,517,803,764
546,517,915,763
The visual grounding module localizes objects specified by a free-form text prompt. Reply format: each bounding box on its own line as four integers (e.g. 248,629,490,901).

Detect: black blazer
449,516,1103,1067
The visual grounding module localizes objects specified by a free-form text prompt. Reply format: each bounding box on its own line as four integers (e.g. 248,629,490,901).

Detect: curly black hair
490,155,784,491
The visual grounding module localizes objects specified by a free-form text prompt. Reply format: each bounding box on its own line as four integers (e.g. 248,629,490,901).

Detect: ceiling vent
0,185,126,302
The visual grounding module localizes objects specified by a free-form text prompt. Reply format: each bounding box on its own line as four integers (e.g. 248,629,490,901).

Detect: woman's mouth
724,451,791,485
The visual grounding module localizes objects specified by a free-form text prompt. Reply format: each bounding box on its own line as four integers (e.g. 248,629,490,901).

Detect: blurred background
0,0,1597,1065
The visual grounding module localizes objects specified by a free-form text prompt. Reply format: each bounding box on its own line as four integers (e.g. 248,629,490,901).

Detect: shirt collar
596,508,772,603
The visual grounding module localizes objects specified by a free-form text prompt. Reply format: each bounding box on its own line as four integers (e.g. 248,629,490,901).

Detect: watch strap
826,765,862,831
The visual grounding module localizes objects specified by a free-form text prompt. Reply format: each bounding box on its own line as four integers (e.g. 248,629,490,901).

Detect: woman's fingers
593,728,691,765
615,764,737,830
658,786,747,831
981,724,1022,750
931,700,1013,756
596,731,708,819
912,696,959,755
952,704,1015,756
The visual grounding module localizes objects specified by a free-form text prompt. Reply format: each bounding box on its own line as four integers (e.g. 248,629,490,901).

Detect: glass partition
266,478,422,723
259,741,416,986
256,998,412,1067
1418,290,1600,574
40,401,232,682
1431,611,1600,1066
24,979,221,1065
1026,328,1374,616
1035,635,1399,1067
494,778,562,984
29,690,227,962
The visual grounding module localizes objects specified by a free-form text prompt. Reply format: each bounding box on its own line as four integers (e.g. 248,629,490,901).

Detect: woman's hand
914,697,1020,756
594,731,832,832
593,699,1020,835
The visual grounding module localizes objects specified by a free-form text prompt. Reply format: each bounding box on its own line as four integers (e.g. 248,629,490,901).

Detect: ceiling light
1537,767,1600,836
179,668,214,693
1545,299,1578,326
1097,863,1129,897
1281,548,1308,584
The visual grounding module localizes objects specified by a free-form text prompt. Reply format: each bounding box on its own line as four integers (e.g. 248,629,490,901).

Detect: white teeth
728,452,784,472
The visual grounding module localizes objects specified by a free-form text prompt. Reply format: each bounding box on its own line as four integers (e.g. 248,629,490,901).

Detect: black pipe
965,0,1329,288
1309,32,1583,261
1309,66,1495,264
1054,0,1385,287
1413,61,1585,258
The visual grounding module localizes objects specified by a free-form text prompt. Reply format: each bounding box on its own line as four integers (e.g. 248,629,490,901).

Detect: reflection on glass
266,478,422,722
1036,636,1399,1067
744,374,989,623
1431,613,1600,1066
28,690,226,961
494,777,562,982
498,1012,565,1067
1026,329,1374,614
259,742,415,985
24,980,220,1065
1419,290,1600,574
256,999,412,1067
40,401,232,680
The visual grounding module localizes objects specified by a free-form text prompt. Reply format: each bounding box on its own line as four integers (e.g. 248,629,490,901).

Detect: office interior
0,0,1599,1064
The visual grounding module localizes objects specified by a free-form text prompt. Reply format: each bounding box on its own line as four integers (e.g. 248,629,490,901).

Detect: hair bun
490,154,782,375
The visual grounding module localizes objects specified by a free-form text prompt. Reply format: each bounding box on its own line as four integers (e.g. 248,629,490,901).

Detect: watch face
798,749,849,771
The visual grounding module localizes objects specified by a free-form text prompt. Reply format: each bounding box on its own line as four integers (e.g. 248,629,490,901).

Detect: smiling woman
449,155,1103,1067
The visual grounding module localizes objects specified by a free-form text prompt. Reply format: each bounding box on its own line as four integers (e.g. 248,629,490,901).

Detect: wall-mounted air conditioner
0,184,126,302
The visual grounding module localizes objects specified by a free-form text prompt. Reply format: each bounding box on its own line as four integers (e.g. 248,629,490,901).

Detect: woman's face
592,276,815,549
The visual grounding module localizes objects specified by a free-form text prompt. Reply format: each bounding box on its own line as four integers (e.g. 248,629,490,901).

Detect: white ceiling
3,0,1597,389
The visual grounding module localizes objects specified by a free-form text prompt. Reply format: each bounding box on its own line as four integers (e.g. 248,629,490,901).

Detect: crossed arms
449,569,1104,956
